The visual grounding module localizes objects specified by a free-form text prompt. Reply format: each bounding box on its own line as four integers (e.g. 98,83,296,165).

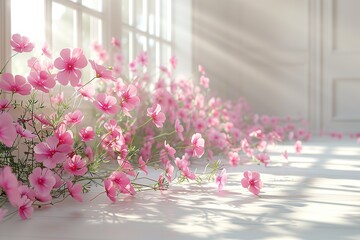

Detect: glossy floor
1,138,359,240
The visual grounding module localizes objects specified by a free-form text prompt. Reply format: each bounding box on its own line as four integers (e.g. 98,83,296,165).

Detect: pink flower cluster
0,33,311,220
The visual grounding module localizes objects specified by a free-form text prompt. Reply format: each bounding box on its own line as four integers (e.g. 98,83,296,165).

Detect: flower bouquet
0,34,310,220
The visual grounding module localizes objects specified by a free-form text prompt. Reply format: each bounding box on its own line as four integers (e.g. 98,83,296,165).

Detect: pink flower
79,126,95,142
55,123,74,145
0,112,17,147
104,179,117,202
10,33,34,53
64,155,88,176
15,123,36,139
111,37,121,48
170,56,177,69
117,84,140,116
165,163,174,183
66,181,83,202
198,65,206,75
85,146,94,163
295,140,302,154
41,42,52,58
256,152,270,167
200,76,209,88
228,151,240,167
34,136,72,169
17,197,34,220
64,110,84,125
28,167,56,196
109,171,131,194
89,59,115,81
94,93,119,115
0,99,10,111
54,48,88,87
164,141,176,159
175,119,184,141
138,156,148,175
282,150,288,160
0,73,31,95
191,133,205,158
27,70,56,93
147,104,166,128
241,171,263,195
137,51,148,66
0,166,20,206
216,168,227,191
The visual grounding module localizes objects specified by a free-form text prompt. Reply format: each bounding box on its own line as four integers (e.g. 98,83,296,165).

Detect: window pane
135,0,147,32
52,2,76,52
82,13,102,59
148,38,159,77
122,0,129,25
135,34,147,54
10,0,45,75
161,0,171,41
148,0,159,36
121,29,130,64
82,0,103,12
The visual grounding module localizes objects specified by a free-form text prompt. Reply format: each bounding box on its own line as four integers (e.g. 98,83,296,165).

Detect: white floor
1,138,360,240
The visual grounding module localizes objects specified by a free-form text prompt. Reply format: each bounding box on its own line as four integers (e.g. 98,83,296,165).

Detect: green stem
0,52,19,74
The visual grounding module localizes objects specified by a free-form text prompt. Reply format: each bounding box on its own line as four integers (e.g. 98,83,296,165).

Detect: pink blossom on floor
66,181,83,202
104,179,117,202
191,133,205,158
64,155,88,176
241,171,263,195
0,112,17,147
295,140,302,154
256,152,270,167
64,110,84,125
216,168,227,192
28,167,56,196
17,196,34,220
89,59,115,81
54,48,88,87
228,151,240,167
94,93,120,115
0,73,31,95
27,70,56,93
147,104,166,128
10,33,34,53
34,136,72,169
79,126,95,142
282,150,288,160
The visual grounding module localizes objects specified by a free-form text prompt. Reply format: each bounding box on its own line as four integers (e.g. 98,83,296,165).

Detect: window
3,0,191,81
10,0,106,77
121,0,173,79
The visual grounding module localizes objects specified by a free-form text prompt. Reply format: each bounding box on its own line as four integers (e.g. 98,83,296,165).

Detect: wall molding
308,0,323,134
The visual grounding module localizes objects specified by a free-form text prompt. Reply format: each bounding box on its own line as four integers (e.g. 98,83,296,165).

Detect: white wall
192,0,360,134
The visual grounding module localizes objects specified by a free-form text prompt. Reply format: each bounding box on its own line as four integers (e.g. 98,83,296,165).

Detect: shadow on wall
192,0,308,117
